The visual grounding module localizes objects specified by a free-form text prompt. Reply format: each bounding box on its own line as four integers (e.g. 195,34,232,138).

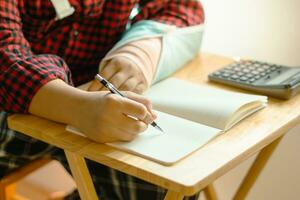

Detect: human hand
75,91,156,143
88,57,149,94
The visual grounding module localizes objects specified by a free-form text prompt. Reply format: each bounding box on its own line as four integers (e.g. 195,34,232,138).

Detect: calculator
208,59,300,99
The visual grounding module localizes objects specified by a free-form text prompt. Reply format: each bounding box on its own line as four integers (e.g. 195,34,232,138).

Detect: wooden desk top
8,53,300,196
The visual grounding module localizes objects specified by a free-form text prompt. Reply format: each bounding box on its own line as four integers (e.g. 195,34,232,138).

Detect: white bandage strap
50,0,75,20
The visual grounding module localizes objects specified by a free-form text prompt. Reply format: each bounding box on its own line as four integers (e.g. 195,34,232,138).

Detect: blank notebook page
107,111,220,165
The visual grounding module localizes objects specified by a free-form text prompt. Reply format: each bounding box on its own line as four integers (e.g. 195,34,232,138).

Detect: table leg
203,184,218,200
65,150,98,200
164,190,184,200
233,136,283,200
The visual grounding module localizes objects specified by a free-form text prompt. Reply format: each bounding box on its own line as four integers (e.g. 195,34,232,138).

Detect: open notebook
67,78,267,165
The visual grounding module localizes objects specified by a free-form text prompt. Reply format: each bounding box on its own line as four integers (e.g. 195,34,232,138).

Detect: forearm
28,79,86,126
28,79,156,143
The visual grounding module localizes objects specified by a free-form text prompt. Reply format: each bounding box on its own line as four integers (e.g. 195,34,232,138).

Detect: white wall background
200,0,300,199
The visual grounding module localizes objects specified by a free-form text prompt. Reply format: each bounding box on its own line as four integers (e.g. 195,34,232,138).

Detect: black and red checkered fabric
0,0,204,113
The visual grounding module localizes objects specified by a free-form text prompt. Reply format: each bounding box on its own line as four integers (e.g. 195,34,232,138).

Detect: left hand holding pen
88,57,149,94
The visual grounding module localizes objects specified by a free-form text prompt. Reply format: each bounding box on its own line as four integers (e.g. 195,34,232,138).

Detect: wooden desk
7,53,300,200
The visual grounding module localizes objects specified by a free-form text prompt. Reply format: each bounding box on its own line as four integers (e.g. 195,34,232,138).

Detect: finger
119,115,148,134
119,97,154,123
119,77,139,91
108,126,138,142
90,129,116,143
87,79,102,91
100,59,120,79
123,91,157,119
109,72,130,89
119,132,138,142
99,60,120,90
133,83,147,94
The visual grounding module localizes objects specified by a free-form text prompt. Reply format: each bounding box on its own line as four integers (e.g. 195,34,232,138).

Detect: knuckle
114,73,123,80
113,57,129,69
105,94,119,107
122,80,136,91
132,122,146,133
101,63,116,74
135,84,146,94
134,88,143,94
116,57,135,70
121,84,130,91
113,57,123,65
141,105,148,114
110,73,121,84
101,70,112,78
143,98,151,107
137,105,147,118
111,74,124,85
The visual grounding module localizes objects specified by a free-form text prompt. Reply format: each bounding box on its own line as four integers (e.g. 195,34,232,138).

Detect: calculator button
248,66,256,70
242,68,250,73
266,69,272,73
252,71,260,75
222,73,230,77
223,71,234,75
233,67,242,72
239,76,248,81
254,63,260,67
230,74,239,79
254,75,261,79
248,78,256,83
212,72,222,77
262,65,270,69
245,74,254,78
260,72,267,77
257,68,265,72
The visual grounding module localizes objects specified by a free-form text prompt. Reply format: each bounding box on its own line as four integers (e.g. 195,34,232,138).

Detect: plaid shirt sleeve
135,0,205,26
0,0,72,113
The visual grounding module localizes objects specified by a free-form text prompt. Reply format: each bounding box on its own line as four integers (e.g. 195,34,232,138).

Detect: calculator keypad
211,60,282,84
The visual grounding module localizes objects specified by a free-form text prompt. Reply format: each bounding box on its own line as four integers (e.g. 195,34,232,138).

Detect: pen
95,74,164,133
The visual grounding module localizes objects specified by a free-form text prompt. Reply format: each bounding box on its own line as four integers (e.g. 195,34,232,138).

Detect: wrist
70,90,97,128
29,79,89,126
65,89,90,128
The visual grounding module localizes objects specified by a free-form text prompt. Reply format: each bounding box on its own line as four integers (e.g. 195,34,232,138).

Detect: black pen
95,74,164,132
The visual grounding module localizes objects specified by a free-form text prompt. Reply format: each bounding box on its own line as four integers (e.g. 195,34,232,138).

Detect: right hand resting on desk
29,79,156,143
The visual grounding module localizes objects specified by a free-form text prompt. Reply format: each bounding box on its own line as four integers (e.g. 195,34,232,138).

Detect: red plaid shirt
0,0,204,113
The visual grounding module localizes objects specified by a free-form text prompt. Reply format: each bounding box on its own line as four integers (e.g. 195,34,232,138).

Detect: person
0,0,205,199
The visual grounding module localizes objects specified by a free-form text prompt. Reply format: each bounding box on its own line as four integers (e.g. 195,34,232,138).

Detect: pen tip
151,121,164,133
155,125,164,133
